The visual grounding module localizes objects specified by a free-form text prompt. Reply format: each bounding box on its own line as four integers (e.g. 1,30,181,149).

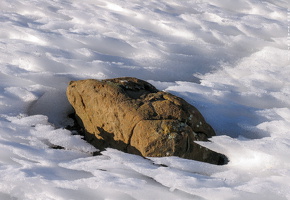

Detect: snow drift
0,0,289,199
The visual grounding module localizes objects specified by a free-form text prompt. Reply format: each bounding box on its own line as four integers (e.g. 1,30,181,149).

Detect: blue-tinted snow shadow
0,192,17,200
168,90,270,139
22,165,93,181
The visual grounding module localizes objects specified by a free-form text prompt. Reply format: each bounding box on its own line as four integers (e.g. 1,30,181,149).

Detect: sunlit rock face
67,77,227,165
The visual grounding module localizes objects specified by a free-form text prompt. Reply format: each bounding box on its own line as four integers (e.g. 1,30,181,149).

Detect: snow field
0,0,290,199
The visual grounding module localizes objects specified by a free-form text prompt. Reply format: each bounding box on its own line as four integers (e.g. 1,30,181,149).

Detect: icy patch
7,114,49,126
5,114,97,154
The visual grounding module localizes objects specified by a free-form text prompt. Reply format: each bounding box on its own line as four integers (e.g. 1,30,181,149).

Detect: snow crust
0,0,289,199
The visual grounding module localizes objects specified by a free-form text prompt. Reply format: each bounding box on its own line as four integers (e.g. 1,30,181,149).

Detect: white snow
0,0,289,199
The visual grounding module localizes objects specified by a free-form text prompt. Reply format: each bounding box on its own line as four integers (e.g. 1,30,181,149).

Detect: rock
66,77,227,165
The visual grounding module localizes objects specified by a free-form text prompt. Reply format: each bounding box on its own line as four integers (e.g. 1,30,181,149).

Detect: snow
0,0,289,199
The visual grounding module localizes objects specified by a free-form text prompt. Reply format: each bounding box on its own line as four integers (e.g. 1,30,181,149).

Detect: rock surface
66,77,227,165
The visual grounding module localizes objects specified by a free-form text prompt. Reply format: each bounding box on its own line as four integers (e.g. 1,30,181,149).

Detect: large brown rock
66,77,227,165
